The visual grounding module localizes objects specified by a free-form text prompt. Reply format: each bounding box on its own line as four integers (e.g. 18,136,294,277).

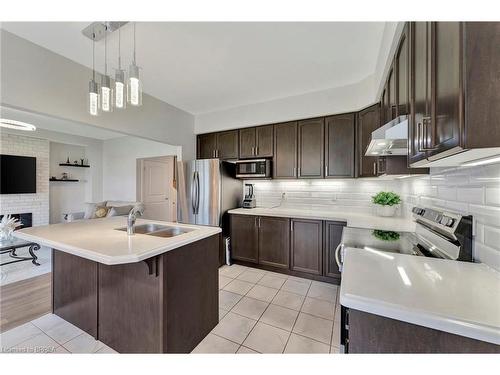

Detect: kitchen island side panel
52,249,98,337
98,258,163,353
163,233,220,353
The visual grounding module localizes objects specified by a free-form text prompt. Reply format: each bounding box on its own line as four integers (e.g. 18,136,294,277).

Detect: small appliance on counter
242,183,256,208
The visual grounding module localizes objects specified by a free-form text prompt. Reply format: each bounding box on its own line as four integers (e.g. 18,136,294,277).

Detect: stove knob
439,216,449,225
446,218,456,227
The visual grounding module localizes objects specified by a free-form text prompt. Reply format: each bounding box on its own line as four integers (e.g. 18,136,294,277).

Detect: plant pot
376,205,397,217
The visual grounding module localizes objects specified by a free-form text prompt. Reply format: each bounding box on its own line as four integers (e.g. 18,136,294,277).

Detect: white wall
102,136,180,202
49,142,87,223
195,76,375,134
0,132,49,226
0,30,196,160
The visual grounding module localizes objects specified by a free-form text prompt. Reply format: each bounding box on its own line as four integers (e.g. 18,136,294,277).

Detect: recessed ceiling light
0,119,36,131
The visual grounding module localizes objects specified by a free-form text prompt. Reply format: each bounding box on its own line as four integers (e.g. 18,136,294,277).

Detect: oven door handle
335,243,343,272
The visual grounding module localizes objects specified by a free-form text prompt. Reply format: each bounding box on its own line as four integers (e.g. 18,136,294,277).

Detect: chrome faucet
127,206,144,235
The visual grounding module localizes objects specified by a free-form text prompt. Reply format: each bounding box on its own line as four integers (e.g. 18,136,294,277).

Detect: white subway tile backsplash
485,187,500,206
456,187,485,204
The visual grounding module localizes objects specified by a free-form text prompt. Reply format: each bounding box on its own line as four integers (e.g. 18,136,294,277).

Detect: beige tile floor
0,264,341,354
192,264,342,354
0,313,117,353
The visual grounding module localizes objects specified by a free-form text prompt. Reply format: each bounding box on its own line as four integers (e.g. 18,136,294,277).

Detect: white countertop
13,217,221,265
340,247,500,345
228,207,416,232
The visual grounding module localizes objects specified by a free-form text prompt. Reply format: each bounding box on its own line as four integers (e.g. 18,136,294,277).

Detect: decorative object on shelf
66,157,70,164
74,160,78,165
372,191,401,217
0,215,21,240
61,172,69,180
80,159,85,166
372,230,400,242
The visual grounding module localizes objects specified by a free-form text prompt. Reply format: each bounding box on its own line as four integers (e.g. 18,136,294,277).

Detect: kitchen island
14,217,221,353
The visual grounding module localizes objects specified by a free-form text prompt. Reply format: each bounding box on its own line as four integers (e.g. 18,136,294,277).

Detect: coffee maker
242,183,256,208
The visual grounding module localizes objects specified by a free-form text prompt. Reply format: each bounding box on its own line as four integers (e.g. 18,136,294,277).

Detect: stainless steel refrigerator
177,159,242,229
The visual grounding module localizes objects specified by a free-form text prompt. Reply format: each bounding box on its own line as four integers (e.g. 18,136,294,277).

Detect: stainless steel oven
235,159,271,179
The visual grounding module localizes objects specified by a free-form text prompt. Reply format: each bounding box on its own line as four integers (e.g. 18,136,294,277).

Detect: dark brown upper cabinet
197,130,239,160
388,65,396,120
290,219,322,275
239,127,256,159
325,114,355,178
197,133,217,159
258,216,290,269
323,221,345,279
298,118,324,179
430,22,462,155
396,24,410,116
357,104,381,177
239,125,274,159
274,121,298,179
230,214,258,263
409,21,431,165
408,22,500,167
216,130,239,159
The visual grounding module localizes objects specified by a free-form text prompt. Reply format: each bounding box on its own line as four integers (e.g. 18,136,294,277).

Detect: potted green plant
372,191,401,217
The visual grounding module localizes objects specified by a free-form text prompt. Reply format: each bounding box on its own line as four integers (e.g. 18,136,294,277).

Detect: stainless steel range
336,206,473,272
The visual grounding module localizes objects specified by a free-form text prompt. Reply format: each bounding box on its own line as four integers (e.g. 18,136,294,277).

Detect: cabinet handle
290,221,293,231
418,118,438,152
298,167,301,176
255,217,258,227
293,167,296,177
251,146,255,155
256,146,259,155
325,164,328,176
373,162,377,175
259,217,261,227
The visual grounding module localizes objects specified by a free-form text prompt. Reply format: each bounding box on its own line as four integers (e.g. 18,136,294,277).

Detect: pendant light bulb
115,27,126,109
101,25,114,112
88,31,100,116
127,22,143,107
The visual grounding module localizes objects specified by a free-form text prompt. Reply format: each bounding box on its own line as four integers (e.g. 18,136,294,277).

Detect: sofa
63,201,145,222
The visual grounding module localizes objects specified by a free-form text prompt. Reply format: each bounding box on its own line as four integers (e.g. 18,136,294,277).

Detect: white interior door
141,158,174,221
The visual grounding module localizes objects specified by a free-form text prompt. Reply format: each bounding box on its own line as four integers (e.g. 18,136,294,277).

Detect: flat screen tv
0,154,37,194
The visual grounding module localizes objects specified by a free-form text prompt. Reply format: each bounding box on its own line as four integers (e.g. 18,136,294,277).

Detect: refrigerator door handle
195,170,201,214
191,171,197,215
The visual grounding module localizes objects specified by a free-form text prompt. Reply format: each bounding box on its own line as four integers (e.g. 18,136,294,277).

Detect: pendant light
101,25,113,112
88,31,100,116
114,27,126,109
127,22,143,107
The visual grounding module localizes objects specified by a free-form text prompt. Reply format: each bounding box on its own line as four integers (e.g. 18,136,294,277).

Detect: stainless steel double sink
115,223,195,238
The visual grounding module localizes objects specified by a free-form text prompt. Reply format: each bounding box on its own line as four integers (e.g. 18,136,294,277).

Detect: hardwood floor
0,273,51,333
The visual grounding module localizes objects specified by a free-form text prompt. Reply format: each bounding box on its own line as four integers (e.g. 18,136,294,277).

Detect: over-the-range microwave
235,159,272,179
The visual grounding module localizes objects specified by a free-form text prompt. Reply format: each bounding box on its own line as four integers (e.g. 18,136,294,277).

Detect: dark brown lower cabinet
291,219,323,275
230,214,258,263
346,308,500,353
323,221,345,279
258,216,290,269
52,234,220,353
52,250,98,337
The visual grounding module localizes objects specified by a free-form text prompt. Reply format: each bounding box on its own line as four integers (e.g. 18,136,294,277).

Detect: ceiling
1,22,387,115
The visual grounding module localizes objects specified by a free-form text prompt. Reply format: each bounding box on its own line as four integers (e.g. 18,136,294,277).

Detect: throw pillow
106,205,134,217
94,206,110,219
84,201,107,219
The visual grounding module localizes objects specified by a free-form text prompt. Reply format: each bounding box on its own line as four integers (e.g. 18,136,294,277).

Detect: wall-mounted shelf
49,178,79,182
59,163,90,168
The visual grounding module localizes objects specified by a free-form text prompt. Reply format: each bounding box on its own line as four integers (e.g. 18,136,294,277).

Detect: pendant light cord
104,26,108,76
92,31,96,81
118,27,121,69
133,22,136,64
